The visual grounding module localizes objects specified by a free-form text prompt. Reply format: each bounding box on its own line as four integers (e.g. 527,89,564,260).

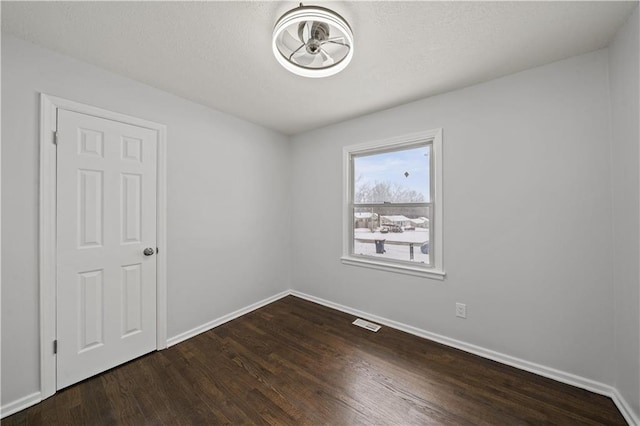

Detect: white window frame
341,129,445,279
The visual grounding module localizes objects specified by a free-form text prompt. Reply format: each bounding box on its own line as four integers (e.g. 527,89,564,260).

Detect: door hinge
53,340,58,354
53,131,58,145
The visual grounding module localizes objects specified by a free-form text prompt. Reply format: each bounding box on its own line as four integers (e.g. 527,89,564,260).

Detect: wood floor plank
3,296,627,425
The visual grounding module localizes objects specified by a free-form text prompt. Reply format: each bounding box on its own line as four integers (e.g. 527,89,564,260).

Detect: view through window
352,144,432,265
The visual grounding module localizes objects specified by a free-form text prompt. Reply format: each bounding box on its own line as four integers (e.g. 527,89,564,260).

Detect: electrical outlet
456,303,467,319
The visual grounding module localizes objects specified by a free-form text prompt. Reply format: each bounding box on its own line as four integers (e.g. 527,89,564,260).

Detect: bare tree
355,177,425,203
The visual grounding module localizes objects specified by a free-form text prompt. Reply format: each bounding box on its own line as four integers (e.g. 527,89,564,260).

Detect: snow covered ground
353,228,430,264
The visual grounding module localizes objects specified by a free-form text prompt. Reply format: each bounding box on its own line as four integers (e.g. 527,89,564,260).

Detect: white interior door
56,109,158,390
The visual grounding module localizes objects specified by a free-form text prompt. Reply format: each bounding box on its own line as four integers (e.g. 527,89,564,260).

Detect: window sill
340,256,446,280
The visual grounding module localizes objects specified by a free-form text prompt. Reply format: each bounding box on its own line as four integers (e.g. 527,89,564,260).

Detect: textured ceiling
2,1,637,135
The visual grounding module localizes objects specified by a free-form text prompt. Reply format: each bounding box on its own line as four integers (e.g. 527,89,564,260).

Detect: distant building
354,212,379,229
409,217,429,228
381,215,411,228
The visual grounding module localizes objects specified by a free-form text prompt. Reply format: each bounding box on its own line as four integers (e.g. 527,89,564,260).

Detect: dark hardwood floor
4,296,626,425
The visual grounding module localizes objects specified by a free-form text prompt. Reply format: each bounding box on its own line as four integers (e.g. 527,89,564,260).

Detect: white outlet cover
456,303,467,318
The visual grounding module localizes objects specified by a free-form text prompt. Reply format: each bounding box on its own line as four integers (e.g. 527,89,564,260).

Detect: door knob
143,247,155,256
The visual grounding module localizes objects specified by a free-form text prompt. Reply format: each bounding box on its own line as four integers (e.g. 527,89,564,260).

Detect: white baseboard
166,290,290,347
1,391,41,419
611,387,640,426
3,288,638,425
290,290,639,426
2,291,289,420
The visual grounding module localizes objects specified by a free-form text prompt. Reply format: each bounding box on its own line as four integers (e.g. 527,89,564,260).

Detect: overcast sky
355,145,430,201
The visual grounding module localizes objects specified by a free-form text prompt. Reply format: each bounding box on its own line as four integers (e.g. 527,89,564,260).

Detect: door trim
39,94,168,399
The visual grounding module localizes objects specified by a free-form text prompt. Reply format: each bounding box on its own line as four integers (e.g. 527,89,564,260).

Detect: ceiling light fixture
272,3,354,78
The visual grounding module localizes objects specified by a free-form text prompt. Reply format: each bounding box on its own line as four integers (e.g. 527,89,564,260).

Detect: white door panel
56,109,157,389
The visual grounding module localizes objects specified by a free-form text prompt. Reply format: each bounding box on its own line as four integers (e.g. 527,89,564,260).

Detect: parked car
388,224,403,233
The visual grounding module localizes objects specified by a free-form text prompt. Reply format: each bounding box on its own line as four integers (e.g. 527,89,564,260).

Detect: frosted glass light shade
272,5,354,78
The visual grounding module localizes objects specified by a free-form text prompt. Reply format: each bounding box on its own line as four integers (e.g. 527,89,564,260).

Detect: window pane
354,145,430,203
353,205,431,265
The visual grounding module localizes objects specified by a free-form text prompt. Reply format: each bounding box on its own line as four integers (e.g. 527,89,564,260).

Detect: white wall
1,36,291,406
609,6,640,418
2,11,638,419
291,50,616,386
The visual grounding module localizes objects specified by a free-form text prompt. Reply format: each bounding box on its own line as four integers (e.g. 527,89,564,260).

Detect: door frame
39,94,168,399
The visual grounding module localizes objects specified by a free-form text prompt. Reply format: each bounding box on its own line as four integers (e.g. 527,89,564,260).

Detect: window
342,129,444,279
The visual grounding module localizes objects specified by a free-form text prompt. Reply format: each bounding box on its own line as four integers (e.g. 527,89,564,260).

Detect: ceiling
2,1,637,135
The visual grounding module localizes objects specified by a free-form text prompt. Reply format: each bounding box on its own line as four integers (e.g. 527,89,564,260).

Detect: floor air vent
352,318,381,332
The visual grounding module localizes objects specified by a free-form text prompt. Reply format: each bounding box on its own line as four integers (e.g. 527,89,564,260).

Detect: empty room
1,1,639,424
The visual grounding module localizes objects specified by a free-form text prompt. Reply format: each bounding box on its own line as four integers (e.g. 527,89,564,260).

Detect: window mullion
354,203,432,208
